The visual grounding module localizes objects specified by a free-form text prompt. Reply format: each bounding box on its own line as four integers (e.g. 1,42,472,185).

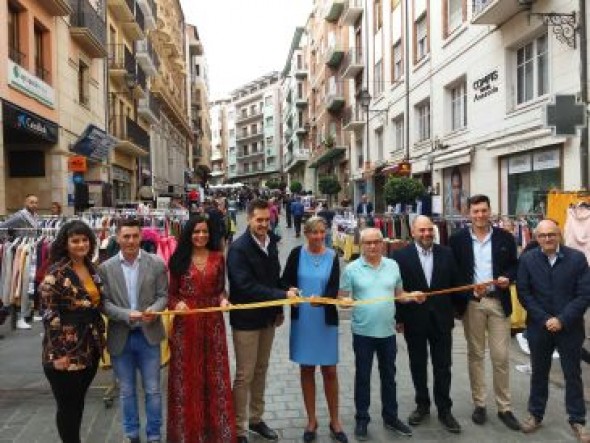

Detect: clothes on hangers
564,204,590,265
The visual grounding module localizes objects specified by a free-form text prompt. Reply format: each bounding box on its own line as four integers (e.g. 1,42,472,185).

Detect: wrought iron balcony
135,38,158,76
342,105,365,131
326,85,345,112
324,0,344,22
342,47,364,79
138,92,160,123
324,45,345,67
68,0,107,58
472,0,527,25
110,114,150,156
341,0,363,26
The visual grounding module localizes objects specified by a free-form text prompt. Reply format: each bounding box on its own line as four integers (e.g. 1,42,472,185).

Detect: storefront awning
485,128,566,157
433,147,473,170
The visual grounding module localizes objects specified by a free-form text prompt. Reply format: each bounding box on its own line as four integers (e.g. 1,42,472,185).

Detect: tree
289,180,303,194
266,178,281,189
383,177,426,208
318,175,342,206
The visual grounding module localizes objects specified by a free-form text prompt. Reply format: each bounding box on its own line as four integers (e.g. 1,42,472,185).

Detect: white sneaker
16,319,31,330
516,332,530,355
516,363,532,374
552,350,560,359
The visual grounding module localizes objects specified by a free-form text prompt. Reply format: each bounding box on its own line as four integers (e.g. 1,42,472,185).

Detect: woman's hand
309,295,322,307
175,301,189,311
52,356,70,371
219,298,230,309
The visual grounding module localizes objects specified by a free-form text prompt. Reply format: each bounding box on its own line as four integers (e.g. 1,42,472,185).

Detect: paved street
0,211,588,442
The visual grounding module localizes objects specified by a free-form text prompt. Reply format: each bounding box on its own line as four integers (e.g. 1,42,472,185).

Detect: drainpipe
404,0,410,161
579,0,589,189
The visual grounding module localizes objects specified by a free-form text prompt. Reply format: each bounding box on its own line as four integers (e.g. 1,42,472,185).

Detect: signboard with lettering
71,124,118,161
68,156,88,172
508,153,532,174
473,69,500,102
533,149,560,171
8,60,55,108
2,100,58,143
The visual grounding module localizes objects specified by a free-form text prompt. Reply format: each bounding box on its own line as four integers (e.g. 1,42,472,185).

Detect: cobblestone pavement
0,210,588,442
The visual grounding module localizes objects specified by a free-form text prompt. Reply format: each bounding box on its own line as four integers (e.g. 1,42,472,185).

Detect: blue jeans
112,330,162,440
353,334,398,424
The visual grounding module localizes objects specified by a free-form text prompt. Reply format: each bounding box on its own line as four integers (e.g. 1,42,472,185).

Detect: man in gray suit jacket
99,219,168,443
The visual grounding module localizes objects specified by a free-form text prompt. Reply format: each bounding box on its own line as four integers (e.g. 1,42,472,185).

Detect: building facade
228,72,282,188
209,98,230,185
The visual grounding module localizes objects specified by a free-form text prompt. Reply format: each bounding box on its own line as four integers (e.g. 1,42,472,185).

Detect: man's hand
473,284,486,299
129,310,143,322
219,298,230,309
546,317,563,332
174,301,189,311
339,297,354,309
286,289,299,299
142,308,157,323
496,276,510,289
396,323,404,334
410,291,427,304
275,313,285,327
52,356,70,371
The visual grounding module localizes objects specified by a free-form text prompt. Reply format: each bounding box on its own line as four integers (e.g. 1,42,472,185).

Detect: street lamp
357,87,371,111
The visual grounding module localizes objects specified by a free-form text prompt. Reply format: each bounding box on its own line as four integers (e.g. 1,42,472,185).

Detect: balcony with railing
341,0,363,25
326,83,345,112
471,0,526,25
295,88,308,108
138,92,160,123
308,133,347,168
136,38,159,76
342,104,365,131
324,0,344,22
294,62,308,79
134,65,147,97
237,147,265,159
108,0,134,21
324,44,345,68
284,147,310,172
110,114,150,156
41,0,72,16
69,0,107,58
342,47,364,78
236,109,264,124
108,44,136,83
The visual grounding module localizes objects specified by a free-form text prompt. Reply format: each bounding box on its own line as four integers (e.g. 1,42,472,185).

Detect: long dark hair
49,220,97,263
168,215,215,276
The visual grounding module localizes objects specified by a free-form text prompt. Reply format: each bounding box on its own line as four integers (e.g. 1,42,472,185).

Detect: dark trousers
353,334,398,424
286,210,292,228
404,326,453,413
528,325,586,424
44,361,99,443
293,215,303,236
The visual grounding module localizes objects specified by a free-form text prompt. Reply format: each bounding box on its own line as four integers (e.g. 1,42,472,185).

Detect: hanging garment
564,205,590,265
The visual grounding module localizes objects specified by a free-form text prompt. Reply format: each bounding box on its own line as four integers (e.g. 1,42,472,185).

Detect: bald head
535,219,561,256
411,215,435,250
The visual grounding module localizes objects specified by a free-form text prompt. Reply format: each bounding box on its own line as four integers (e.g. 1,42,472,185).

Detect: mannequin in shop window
444,167,468,216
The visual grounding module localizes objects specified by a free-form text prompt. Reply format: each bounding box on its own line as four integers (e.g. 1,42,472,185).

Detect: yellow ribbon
153,280,498,316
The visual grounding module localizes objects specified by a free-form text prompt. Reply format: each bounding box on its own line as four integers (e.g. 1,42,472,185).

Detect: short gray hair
359,227,383,243
304,216,327,233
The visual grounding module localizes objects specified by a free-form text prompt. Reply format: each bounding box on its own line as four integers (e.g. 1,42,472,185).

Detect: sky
181,0,314,100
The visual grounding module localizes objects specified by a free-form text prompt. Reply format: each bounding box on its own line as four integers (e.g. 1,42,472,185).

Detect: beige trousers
462,298,512,412
232,327,276,436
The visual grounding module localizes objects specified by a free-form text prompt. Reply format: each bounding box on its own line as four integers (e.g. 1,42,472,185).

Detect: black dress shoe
384,417,412,437
438,411,462,433
249,421,279,440
498,411,521,431
329,423,349,442
354,421,368,441
237,437,249,443
303,424,317,442
408,407,430,426
472,406,487,425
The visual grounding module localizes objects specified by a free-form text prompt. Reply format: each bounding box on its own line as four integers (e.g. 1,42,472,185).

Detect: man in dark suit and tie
391,215,461,433
356,194,374,217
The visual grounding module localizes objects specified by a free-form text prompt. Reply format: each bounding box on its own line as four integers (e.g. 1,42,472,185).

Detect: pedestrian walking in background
167,215,236,442
517,219,590,442
99,219,168,443
284,194,293,228
0,193,39,230
41,220,105,443
449,194,521,431
281,216,348,442
291,197,305,238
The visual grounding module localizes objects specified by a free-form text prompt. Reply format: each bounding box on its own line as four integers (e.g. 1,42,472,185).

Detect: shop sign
2,100,58,143
68,156,87,172
508,154,532,175
71,125,118,161
8,60,55,108
473,69,499,102
533,149,560,171
112,166,131,183
544,94,586,136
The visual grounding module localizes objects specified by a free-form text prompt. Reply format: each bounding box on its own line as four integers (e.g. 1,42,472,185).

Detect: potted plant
318,175,342,206
322,134,335,148
289,180,303,194
383,176,426,210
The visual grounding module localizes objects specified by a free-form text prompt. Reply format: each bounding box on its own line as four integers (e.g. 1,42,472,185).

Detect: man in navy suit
448,194,520,431
517,219,590,442
391,215,461,433
356,194,374,217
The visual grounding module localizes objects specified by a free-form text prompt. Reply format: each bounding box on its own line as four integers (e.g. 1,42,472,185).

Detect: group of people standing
37,193,590,443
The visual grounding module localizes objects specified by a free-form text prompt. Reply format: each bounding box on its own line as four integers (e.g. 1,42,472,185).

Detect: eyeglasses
536,233,558,240
362,240,383,246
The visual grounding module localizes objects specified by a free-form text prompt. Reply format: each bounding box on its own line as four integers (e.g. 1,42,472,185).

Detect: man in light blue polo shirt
340,227,424,440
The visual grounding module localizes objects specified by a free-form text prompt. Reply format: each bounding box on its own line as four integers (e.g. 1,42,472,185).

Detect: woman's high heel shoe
329,423,349,442
303,424,318,442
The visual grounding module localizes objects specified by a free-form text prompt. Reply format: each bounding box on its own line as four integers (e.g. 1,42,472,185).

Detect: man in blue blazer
448,194,520,431
517,219,590,442
392,215,461,433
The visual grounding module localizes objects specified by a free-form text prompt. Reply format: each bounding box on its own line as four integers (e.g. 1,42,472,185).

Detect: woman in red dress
167,215,236,443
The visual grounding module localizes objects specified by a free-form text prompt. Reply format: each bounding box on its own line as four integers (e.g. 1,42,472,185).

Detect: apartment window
265,96,272,106
8,2,23,66
265,116,273,127
195,64,200,76
242,127,248,137
229,129,235,138
267,158,275,167
250,105,256,115
34,23,49,82
252,142,258,153
392,41,403,81
415,15,429,62
250,124,257,134
244,162,249,173
450,81,467,130
393,115,404,151
230,165,236,172
266,136,273,147
374,0,383,32
416,101,431,141
241,108,247,118
228,110,235,120
376,129,384,161
517,34,549,105
374,60,384,96
446,0,463,36
78,60,90,107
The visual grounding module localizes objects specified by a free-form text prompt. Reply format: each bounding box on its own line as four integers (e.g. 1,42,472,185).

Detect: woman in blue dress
282,216,348,442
